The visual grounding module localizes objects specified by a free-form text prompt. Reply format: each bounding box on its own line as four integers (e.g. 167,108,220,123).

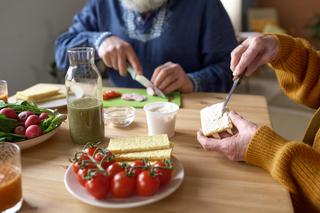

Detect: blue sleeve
188,0,237,92
54,0,112,71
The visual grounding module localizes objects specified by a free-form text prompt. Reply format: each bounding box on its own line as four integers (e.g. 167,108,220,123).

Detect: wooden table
18,86,293,213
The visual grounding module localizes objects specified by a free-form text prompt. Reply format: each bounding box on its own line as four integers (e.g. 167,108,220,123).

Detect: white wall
220,0,242,34
0,0,86,95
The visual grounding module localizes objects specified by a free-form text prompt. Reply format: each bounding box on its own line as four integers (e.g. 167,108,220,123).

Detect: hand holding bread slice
200,102,233,137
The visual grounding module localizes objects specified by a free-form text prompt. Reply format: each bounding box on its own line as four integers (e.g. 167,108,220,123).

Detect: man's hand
231,34,279,77
151,62,193,94
98,36,143,76
197,111,258,161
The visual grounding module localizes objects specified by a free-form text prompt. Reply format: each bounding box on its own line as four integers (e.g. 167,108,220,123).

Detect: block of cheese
115,148,172,161
200,102,233,137
16,85,61,102
107,134,171,154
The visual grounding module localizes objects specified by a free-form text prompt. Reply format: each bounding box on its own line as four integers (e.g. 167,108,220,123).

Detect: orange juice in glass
0,80,8,103
0,143,23,212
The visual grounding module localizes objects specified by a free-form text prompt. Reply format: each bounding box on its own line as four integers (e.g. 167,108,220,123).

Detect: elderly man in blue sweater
55,0,237,94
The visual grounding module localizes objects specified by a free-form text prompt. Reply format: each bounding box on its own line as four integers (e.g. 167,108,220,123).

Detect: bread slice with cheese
16,85,61,102
200,102,233,137
115,148,172,161
107,134,171,154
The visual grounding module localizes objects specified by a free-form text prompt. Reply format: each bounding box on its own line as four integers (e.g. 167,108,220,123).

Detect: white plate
64,156,184,208
13,127,60,150
37,98,68,109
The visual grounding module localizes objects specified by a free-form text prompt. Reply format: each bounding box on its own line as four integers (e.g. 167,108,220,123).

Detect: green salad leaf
0,101,53,115
0,115,19,132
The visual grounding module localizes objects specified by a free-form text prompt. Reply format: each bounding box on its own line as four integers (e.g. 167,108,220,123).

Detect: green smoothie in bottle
66,47,105,144
68,97,104,144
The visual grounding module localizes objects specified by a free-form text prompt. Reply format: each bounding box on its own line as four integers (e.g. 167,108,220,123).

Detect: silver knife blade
127,64,166,98
135,75,166,98
221,74,244,113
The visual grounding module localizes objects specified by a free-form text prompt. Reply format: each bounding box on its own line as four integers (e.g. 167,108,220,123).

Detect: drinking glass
0,80,8,103
0,143,23,213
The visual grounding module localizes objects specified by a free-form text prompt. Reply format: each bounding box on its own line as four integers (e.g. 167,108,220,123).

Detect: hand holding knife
127,64,166,98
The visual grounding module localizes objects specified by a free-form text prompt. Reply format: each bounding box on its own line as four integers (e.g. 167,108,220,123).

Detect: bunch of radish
0,107,49,139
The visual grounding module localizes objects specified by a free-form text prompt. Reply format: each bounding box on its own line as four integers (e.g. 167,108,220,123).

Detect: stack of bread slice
107,134,173,162
16,84,67,103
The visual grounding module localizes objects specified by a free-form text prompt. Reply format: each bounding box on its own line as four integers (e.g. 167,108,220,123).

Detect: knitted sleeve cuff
245,126,289,172
269,34,309,70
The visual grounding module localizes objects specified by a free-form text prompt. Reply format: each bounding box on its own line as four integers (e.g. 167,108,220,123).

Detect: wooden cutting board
103,88,181,108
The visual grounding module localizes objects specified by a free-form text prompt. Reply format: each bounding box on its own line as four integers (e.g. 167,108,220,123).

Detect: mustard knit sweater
245,34,320,213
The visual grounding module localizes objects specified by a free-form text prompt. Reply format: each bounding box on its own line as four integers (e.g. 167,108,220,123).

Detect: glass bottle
65,47,104,144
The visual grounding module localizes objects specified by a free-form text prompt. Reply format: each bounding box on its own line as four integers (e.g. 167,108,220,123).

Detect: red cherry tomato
84,146,97,156
111,171,135,198
130,160,147,177
72,161,81,174
94,152,115,170
107,162,124,178
154,161,173,186
103,90,121,100
77,167,89,187
137,170,160,196
85,172,110,200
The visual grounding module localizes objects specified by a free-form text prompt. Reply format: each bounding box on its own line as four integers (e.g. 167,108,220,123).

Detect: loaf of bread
115,148,172,161
107,134,171,154
200,102,233,137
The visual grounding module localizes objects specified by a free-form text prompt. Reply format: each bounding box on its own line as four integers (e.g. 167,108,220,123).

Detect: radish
25,125,42,139
39,112,49,121
25,115,40,128
14,126,26,135
18,111,34,122
0,108,18,119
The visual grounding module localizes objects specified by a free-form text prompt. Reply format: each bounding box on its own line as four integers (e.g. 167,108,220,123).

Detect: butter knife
127,65,166,98
221,74,244,113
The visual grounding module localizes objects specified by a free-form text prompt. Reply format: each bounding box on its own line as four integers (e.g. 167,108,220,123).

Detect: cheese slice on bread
108,134,171,154
200,102,233,137
115,149,172,161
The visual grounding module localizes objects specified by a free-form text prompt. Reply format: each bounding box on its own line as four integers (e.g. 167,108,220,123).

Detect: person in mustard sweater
197,34,320,213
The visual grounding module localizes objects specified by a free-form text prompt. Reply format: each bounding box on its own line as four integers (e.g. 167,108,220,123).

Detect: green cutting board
103,88,181,108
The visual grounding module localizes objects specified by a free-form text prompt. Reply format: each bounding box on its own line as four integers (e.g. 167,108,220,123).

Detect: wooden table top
18,85,293,213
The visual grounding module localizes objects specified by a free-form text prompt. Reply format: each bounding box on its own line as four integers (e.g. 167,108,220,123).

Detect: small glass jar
0,80,8,103
65,47,105,144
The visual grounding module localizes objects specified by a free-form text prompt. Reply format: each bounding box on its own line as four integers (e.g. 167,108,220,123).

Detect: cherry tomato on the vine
85,172,110,200
154,160,173,186
111,171,136,198
137,170,160,196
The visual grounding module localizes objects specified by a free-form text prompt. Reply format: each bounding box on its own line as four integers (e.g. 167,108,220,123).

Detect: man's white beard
121,0,168,13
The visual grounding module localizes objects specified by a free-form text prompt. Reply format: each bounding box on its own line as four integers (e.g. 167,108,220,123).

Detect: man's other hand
151,62,193,94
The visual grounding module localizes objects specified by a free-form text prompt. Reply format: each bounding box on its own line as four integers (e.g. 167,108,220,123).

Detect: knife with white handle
127,65,166,98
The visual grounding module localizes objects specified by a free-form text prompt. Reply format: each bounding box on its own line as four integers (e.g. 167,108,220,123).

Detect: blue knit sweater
55,0,237,92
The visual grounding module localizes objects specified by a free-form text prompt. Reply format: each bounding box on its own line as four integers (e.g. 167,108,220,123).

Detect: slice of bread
200,102,233,137
115,148,172,161
16,85,61,102
107,134,171,154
